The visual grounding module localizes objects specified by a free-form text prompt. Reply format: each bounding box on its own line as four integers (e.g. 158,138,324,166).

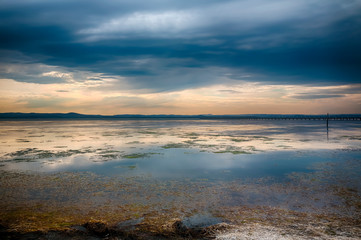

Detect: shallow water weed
338,135,361,140
2,148,97,163
102,131,129,136
126,141,143,144
56,135,73,138
161,143,190,149
27,135,45,138
138,131,159,134
16,138,30,142
97,149,121,154
99,154,121,159
230,138,250,142
122,153,160,159
6,148,40,157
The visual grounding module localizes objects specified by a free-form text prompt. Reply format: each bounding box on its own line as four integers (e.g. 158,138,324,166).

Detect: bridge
199,115,361,121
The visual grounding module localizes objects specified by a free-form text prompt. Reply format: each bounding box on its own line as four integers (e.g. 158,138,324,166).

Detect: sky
0,0,360,115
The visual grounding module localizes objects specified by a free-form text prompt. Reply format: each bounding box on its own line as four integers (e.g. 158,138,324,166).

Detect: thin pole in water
326,113,329,141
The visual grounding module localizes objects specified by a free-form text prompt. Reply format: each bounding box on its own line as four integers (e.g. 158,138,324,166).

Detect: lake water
1,119,361,232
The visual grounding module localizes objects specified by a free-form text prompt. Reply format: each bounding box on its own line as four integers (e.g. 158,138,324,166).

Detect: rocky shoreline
2,215,361,240
1,220,225,240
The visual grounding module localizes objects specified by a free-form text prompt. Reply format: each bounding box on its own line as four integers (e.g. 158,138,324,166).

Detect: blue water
0,119,361,219
1,119,359,182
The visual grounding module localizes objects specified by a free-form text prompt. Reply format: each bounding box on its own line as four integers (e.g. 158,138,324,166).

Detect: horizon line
1,112,360,119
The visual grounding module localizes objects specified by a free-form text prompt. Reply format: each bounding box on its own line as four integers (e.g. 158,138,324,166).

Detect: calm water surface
0,119,360,179
1,119,361,230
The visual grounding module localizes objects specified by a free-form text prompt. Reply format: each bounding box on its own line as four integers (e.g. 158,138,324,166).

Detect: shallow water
0,119,360,232
1,119,360,176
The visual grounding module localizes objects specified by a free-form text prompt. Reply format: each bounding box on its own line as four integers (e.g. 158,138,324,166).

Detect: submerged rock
116,217,144,231
70,225,88,234
172,220,189,236
83,221,109,236
166,214,228,238
183,213,224,229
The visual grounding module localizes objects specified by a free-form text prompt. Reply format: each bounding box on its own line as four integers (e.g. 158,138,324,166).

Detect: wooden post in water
327,113,329,128
326,113,329,141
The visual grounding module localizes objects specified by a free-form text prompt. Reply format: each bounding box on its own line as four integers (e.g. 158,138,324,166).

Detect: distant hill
0,112,360,120
0,112,201,120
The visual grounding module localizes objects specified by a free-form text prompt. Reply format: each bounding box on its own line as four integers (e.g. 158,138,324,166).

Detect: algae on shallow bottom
161,143,189,149
230,138,249,142
126,141,143,144
138,130,160,135
3,148,97,163
122,153,159,159
99,154,120,159
1,159,361,238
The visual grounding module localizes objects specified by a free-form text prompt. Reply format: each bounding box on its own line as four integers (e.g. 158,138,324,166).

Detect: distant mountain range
0,112,360,120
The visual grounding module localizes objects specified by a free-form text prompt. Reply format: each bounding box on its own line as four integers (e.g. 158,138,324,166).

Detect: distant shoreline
0,112,360,121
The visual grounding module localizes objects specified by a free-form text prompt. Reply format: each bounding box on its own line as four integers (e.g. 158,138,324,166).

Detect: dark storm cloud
1,0,361,90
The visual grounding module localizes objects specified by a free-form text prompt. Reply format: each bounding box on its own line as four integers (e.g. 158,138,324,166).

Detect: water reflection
0,120,360,178
1,119,361,234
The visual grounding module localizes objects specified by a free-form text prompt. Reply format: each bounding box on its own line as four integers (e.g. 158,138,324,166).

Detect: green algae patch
212,145,254,154
249,136,274,141
99,154,121,159
122,153,159,159
183,132,200,139
338,135,361,140
185,132,199,136
245,146,257,151
230,138,250,142
3,148,97,163
138,130,161,135
96,149,122,160
102,131,129,136
98,150,121,154
56,135,73,138
126,141,143,144
27,135,45,138
6,148,40,157
277,145,294,149
161,143,190,149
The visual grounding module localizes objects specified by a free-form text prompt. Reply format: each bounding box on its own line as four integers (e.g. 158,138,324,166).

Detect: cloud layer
0,0,360,114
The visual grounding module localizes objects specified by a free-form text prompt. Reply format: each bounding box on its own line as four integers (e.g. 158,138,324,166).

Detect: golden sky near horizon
1,76,360,115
